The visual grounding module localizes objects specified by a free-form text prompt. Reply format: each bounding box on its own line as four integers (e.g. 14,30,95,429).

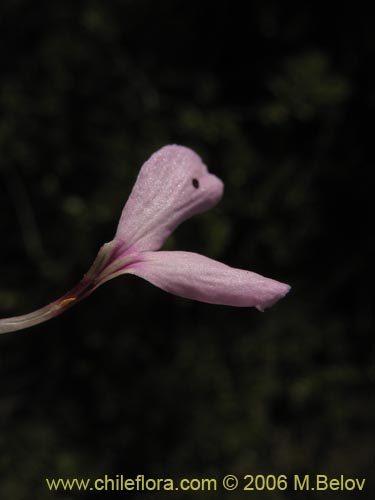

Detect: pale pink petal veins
126,251,291,311
114,145,224,252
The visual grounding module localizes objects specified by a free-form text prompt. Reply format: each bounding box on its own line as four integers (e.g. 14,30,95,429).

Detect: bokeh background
0,1,373,498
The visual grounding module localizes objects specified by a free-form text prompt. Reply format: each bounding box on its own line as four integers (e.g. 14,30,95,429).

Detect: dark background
0,1,373,498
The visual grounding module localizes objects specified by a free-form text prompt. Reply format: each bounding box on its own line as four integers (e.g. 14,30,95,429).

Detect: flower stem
0,241,118,335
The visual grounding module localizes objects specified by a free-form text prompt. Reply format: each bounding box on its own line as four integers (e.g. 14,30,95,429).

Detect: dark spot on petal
192,178,199,188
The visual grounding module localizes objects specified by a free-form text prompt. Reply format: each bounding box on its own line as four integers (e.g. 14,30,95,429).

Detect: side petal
127,251,291,310
115,145,223,252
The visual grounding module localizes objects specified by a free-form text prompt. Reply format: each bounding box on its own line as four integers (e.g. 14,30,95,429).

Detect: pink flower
0,145,290,334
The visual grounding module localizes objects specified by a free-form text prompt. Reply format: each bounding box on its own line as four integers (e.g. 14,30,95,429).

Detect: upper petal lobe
115,145,223,252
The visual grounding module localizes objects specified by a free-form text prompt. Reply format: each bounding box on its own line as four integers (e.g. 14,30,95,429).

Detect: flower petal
115,145,223,252
127,251,291,310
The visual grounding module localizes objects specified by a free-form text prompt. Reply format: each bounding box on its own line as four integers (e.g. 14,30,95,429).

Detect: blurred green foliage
0,1,373,499
260,51,350,123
